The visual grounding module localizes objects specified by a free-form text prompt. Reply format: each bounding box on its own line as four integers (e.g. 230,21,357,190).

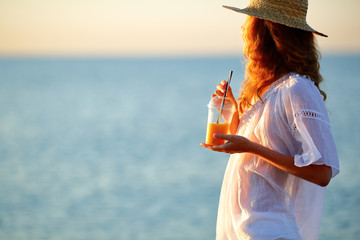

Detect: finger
217,83,226,93
214,89,224,96
212,92,224,100
201,142,223,152
211,143,231,152
211,144,225,152
200,142,214,150
200,143,222,152
201,142,233,154
217,84,235,100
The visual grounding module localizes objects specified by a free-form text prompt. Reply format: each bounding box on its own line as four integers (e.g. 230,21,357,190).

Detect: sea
0,55,359,240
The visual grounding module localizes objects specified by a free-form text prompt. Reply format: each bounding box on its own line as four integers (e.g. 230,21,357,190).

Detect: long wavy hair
238,16,326,114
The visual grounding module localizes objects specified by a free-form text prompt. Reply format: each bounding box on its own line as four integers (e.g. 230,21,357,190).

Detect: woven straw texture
224,0,327,37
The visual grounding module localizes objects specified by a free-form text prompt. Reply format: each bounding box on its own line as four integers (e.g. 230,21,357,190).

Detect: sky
0,0,360,57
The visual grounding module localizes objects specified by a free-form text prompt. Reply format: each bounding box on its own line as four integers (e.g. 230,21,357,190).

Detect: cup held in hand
205,96,235,145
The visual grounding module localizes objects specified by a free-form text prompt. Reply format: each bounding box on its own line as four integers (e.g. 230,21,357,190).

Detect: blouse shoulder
276,73,323,102
276,73,330,123
280,73,316,92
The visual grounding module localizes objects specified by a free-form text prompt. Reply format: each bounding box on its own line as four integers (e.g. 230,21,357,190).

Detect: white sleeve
283,76,340,178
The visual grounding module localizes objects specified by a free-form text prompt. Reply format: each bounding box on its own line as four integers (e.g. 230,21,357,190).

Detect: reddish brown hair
238,16,326,114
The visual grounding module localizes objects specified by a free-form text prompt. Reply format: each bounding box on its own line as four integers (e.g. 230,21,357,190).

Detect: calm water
0,56,359,239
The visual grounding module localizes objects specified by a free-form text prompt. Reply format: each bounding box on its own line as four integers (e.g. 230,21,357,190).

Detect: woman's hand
212,80,240,135
200,133,255,154
213,80,237,108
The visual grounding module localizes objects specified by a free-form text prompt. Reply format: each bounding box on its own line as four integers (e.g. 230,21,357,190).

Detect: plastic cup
205,96,235,145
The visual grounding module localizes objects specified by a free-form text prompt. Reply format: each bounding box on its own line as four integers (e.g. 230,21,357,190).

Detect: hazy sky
1,0,359,57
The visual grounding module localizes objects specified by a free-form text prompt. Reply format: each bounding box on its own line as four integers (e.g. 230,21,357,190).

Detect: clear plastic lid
207,96,236,111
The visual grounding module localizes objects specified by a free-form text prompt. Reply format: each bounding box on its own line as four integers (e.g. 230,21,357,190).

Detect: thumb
214,133,232,140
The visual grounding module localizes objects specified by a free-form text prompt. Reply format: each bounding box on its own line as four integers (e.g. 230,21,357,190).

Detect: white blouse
216,73,340,240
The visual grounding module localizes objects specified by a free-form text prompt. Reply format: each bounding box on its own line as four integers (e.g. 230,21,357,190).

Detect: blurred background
0,0,359,239
1,0,359,56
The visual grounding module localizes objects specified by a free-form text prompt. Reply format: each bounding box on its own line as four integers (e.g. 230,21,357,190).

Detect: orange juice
206,123,230,145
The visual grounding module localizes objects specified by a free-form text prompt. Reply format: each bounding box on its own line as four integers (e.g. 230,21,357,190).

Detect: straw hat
223,0,327,37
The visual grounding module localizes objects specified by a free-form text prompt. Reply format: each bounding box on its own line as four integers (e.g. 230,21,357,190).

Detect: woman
200,1,340,239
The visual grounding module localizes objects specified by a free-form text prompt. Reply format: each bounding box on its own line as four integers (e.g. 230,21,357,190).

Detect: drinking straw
217,70,233,124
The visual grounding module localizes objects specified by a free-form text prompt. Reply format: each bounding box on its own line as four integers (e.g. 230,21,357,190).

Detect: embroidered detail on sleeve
293,109,329,124
291,109,330,135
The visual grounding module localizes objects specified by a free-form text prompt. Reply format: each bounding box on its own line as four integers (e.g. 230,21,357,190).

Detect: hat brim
223,5,328,37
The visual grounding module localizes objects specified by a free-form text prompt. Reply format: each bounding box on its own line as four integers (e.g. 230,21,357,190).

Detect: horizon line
1,51,359,59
